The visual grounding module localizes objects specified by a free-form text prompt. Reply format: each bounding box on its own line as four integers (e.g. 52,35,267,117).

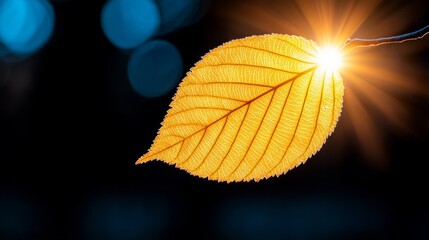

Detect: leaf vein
296,71,326,161
173,141,184,162
220,45,316,64
184,81,274,89
192,115,230,172
224,90,276,179
197,63,301,75
142,66,317,161
330,73,336,129
228,81,295,179
168,106,231,118
174,94,247,103
162,122,206,131
274,37,316,57
209,101,253,177
179,129,207,165
263,70,316,177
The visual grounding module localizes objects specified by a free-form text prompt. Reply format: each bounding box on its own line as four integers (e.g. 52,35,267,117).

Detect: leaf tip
135,154,154,165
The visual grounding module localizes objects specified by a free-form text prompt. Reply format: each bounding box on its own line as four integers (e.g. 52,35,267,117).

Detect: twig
343,24,429,51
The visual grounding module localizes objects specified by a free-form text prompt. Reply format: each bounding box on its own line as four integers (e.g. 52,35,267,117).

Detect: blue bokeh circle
128,40,183,98
0,0,54,55
101,0,160,49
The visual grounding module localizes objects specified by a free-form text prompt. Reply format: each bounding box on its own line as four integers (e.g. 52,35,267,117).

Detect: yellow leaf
137,34,344,182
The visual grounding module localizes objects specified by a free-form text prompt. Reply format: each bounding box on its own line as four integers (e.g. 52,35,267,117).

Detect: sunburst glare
213,0,429,169
317,47,343,72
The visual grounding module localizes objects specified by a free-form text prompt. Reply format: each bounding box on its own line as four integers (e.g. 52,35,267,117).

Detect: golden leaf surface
137,34,344,182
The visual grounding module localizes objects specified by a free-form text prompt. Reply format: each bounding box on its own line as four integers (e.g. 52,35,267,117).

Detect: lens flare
317,47,343,71
212,0,429,169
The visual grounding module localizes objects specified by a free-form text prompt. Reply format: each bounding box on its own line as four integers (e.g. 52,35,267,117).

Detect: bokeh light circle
128,40,183,98
156,0,197,34
101,0,160,49
0,0,54,55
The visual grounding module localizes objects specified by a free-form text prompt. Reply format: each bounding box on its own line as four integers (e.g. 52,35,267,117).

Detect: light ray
212,0,429,169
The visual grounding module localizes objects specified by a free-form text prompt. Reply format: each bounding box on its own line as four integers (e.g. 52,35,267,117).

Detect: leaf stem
343,24,429,51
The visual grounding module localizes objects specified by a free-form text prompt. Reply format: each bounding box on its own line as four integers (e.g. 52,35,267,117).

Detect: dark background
1,0,429,239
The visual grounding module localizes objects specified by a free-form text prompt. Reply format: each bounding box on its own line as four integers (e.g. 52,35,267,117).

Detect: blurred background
1,0,429,239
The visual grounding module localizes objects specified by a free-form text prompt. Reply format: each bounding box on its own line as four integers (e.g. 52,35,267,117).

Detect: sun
317,46,343,71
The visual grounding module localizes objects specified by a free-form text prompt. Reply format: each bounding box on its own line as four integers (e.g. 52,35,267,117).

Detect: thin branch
343,24,429,51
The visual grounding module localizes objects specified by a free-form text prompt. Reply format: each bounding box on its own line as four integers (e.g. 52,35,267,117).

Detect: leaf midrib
142,64,318,161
